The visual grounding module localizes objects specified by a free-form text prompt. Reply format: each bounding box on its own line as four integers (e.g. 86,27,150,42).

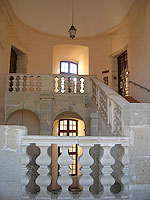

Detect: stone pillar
40,96,53,135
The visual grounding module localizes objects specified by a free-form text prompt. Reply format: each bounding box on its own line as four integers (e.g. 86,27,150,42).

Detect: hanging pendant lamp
68,0,77,39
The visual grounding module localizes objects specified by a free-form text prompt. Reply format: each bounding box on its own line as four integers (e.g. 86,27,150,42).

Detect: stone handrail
21,135,129,199
6,73,93,95
90,77,129,136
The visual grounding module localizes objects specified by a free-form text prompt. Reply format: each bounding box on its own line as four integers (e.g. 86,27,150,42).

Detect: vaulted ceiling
9,0,134,38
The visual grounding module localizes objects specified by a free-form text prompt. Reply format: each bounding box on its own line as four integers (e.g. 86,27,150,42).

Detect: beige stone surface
6,126,27,150
0,126,6,149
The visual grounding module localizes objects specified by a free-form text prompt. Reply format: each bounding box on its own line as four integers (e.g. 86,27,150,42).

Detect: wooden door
118,50,128,96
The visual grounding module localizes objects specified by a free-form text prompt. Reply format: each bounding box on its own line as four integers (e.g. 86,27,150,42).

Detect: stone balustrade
91,77,129,136
7,73,92,95
21,135,129,200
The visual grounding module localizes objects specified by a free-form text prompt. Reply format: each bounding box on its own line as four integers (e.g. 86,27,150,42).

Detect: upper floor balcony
6,73,130,137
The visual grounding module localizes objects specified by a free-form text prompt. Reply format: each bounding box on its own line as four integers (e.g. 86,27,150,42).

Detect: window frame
60,61,78,75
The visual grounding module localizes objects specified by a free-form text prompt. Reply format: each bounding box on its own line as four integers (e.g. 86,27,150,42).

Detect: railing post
100,145,115,199
41,75,53,93
21,144,30,198
36,144,51,198
79,144,94,199
57,145,73,199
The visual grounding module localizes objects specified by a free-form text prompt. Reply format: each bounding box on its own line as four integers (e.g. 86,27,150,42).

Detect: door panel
118,50,128,96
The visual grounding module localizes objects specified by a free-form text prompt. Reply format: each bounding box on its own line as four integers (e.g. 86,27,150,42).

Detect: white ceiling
9,0,134,38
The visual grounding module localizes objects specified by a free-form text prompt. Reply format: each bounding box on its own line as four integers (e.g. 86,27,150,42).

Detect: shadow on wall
6,109,40,135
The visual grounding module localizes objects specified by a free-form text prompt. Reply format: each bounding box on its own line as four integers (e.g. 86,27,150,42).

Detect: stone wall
6,92,95,136
123,104,150,199
0,125,27,200
1,0,150,125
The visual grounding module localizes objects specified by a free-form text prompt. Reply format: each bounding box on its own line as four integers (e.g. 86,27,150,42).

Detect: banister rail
21,135,129,199
129,80,150,92
90,77,129,136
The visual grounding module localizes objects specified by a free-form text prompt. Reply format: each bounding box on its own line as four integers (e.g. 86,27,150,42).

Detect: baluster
21,144,30,198
64,77,69,93
26,76,30,92
12,75,17,92
80,77,85,94
69,77,74,93
57,77,62,93
77,77,80,93
120,145,129,199
19,76,24,92
37,76,41,92
79,145,94,199
100,145,115,199
36,145,51,198
57,145,73,199
33,76,37,91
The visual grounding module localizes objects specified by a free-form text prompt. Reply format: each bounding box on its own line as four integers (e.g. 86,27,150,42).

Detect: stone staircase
124,96,140,103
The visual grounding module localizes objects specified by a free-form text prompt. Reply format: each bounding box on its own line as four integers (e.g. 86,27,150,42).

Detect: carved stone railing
6,74,92,95
21,136,129,200
91,77,129,136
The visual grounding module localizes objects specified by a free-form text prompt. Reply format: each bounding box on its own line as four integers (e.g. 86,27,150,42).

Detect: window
59,119,78,176
60,61,78,74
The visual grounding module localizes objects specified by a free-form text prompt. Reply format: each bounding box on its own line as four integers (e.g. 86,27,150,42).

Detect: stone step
123,96,140,103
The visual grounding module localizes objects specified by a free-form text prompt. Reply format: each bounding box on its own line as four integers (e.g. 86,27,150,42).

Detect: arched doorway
6,109,40,135
51,112,85,192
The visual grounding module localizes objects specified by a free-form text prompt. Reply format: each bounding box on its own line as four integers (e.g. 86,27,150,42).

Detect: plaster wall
110,0,150,102
52,45,89,75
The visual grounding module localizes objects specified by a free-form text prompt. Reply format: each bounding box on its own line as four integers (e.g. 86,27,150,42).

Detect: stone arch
6,106,40,123
53,109,85,124
53,111,85,137
6,109,40,135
